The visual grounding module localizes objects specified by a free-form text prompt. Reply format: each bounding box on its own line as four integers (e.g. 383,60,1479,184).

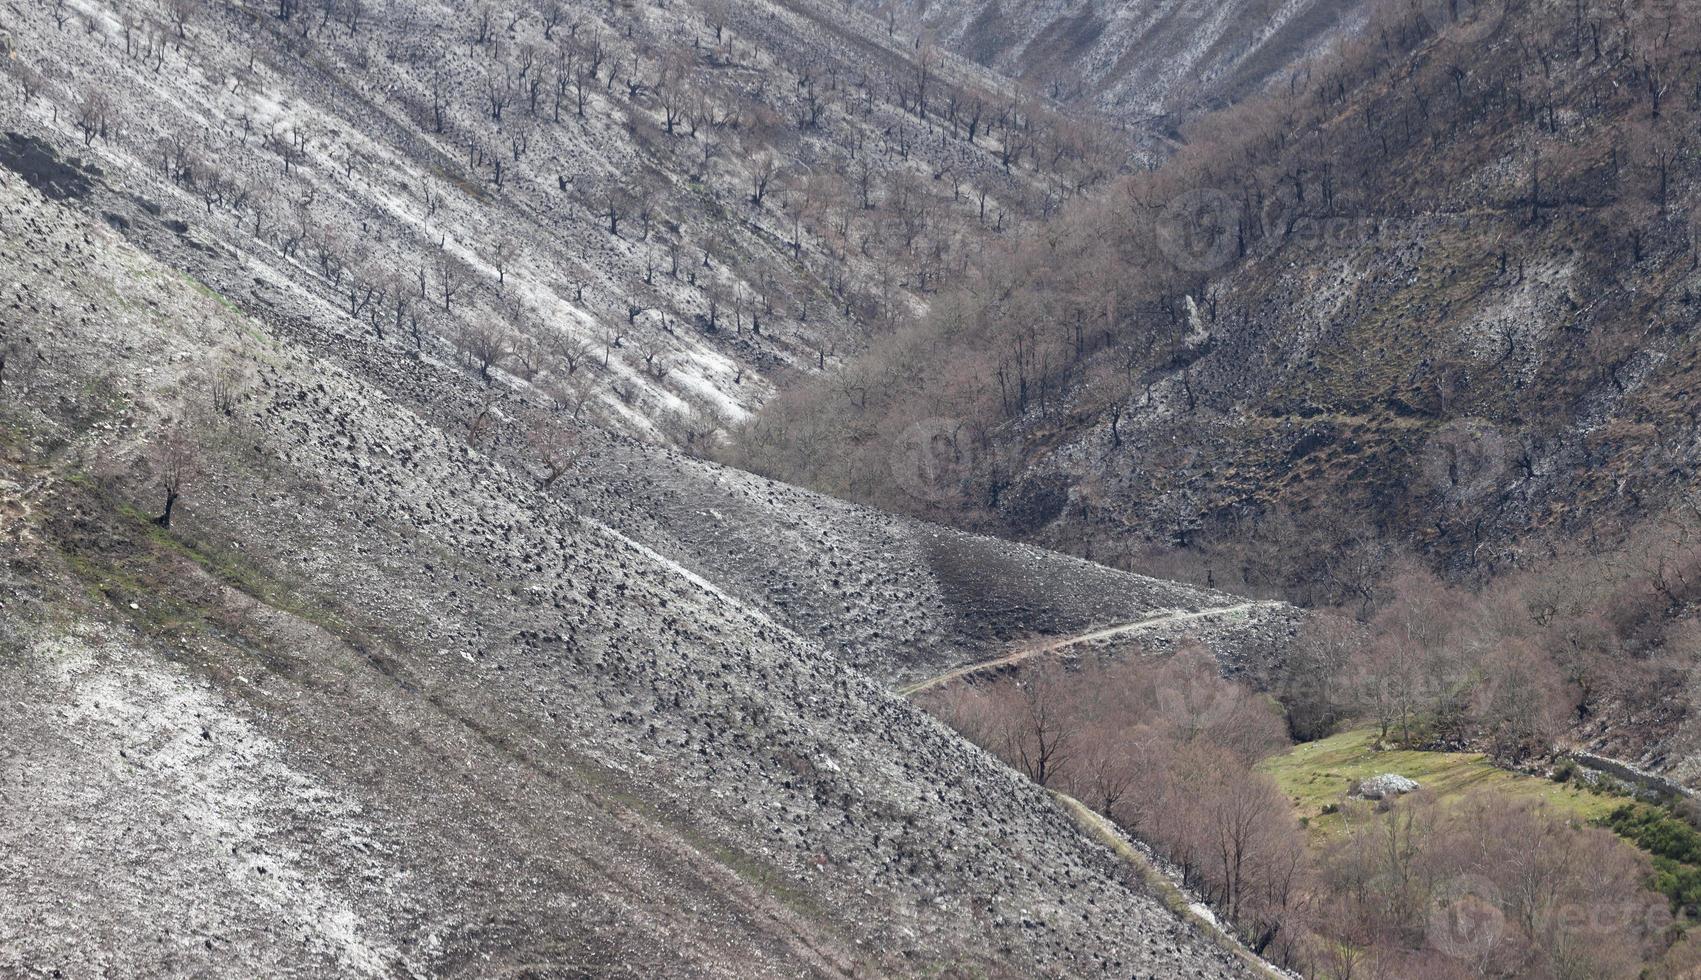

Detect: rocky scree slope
0,17,1298,700
0,84,1297,697
0,158,1258,976
563,432,1300,688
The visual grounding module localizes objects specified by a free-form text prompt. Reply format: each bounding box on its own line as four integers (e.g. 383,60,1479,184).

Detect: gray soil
0,162,1264,976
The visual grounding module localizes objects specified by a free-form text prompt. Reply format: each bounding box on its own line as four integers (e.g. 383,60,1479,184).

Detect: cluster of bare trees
1248,501,1701,767
925,649,1307,955
924,634,1679,976
1312,793,1658,978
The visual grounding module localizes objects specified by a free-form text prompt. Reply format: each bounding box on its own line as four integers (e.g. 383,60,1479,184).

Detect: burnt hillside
740,0,1701,591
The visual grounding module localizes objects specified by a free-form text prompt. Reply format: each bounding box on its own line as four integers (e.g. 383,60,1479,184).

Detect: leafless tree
552,333,594,376
1002,663,1074,787
527,412,581,488
598,325,622,367
165,0,197,38
458,321,511,383
486,236,524,286
748,151,781,208
206,364,243,416
588,180,634,236
640,340,671,379
9,63,45,104
540,0,566,39
434,251,473,312
147,425,200,528
76,88,113,146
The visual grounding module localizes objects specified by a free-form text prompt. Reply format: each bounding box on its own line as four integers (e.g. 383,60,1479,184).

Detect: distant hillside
738,0,1701,592
845,0,1363,123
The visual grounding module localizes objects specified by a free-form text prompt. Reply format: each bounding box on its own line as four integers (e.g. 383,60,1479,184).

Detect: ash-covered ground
0,156,1272,976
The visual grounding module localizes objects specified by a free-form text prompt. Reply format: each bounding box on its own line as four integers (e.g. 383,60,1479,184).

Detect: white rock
1355,773,1420,800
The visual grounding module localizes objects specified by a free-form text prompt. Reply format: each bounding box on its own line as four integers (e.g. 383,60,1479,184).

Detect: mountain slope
565,432,1298,687
0,138,1263,975
847,0,1362,123
0,0,1109,447
739,0,1701,586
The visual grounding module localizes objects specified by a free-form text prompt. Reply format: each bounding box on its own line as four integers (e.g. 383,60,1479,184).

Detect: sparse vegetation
9,0,1701,975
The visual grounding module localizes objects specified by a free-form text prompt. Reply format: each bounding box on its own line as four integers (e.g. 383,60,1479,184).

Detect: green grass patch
1257,728,1626,838
184,273,241,315
58,536,203,635
113,500,346,633
1601,804,1701,911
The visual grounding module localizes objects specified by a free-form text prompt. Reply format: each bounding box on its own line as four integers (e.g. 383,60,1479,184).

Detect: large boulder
1354,773,1420,800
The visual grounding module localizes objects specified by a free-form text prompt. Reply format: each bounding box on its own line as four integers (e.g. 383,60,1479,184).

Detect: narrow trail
897,600,1272,696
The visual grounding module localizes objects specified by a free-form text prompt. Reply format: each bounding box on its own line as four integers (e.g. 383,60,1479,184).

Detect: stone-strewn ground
0,161,1260,975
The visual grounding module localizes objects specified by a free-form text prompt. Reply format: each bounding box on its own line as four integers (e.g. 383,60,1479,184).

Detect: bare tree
166,0,198,38
206,364,243,416
458,321,511,383
598,325,622,367
587,180,634,236
147,425,200,528
1002,663,1074,787
434,251,473,312
748,151,781,208
486,236,525,287
76,88,113,146
540,0,566,39
639,338,671,378
527,412,581,488
550,331,594,376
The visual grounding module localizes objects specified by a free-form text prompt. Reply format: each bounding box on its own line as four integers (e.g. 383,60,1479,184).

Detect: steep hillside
846,0,1363,123
565,433,1298,687
0,0,1112,448
739,0,1701,589
0,130,1277,974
